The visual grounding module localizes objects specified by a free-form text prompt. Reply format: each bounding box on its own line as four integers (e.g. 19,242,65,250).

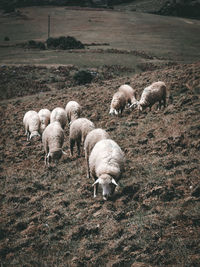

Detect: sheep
84,128,110,179
65,101,81,125
38,108,51,133
136,81,167,112
69,118,95,157
89,139,125,200
109,91,126,116
118,84,137,107
23,110,41,141
42,121,66,166
50,107,67,129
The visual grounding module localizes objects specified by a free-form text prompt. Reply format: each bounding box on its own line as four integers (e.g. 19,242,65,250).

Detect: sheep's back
119,84,136,101
65,101,81,122
111,91,126,109
141,81,166,105
23,111,40,132
42,122,64,150
50,107,67,129
84,128,110,156
89,139,124,178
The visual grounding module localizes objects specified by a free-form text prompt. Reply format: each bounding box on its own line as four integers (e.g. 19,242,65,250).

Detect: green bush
46,36,84,50
28,40,46,50
73,70,93,85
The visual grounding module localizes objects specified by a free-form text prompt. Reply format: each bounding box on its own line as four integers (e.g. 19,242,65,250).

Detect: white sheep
109,91,126,116
89,139,125,200
38,108,51,133
23,110,41,141
84,128,110,179
50,107,67,129
118,84,137,107
136,81,167,112
65,101,81,125
69,118,95,157
42,121,66,166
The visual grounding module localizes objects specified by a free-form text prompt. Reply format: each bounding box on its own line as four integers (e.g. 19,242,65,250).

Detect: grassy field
0,6,200,68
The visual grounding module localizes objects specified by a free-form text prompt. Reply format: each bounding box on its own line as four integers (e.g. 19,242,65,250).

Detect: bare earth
0,5,200,267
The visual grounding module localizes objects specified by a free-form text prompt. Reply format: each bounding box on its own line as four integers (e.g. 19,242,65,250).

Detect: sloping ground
0,61,200,266
116,0,200,19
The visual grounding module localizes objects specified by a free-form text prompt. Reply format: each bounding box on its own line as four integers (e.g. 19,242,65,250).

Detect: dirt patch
0,61,200,266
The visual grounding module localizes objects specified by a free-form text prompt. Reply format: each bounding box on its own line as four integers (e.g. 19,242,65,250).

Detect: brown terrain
0,61,200,266
0,2,200,267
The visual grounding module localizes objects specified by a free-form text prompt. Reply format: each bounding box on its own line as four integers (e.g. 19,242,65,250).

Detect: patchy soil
0,60,200,266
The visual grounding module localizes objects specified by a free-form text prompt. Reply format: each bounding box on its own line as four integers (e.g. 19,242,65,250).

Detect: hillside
0,61,200,266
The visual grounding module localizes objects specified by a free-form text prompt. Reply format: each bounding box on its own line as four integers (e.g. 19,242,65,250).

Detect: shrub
73,70,93,85
27,40,46,50
4,36,10,41
46,36,84,50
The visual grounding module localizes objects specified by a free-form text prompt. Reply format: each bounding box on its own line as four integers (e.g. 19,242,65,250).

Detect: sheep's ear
47,153,51,165
111,178,118,187
62,150,67,155
92,178,100,187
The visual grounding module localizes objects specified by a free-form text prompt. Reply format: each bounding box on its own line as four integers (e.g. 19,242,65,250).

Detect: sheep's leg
27,132,30,141
77,140,81,157
94,183,99,198
26,130,30,141
163,97,166,108
44,154,47,166
70,139,75,157
158,101,162,110
92,175,98,198
86,155,90,178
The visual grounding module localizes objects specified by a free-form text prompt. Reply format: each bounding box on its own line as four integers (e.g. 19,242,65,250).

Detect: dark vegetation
155,1,200,19
46,36,85,50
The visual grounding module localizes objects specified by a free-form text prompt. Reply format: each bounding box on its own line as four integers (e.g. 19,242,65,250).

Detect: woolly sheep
84,128,110,179
50,107,67,129
89,139,125,200
118,84,137,107
23,110,41,141
69,118,95,157
38,108,51,133
109,91,126,116
136,81,167,112
65,101,81,125
42,121,66,166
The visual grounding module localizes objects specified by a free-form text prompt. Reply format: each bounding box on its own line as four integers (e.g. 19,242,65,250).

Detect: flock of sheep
23,81,167,200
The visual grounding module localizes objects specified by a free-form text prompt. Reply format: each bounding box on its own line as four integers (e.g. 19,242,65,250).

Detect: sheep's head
93,174,118,200
129,101,139,110
109,108,118,116
30,131,41,140
47,149,63,166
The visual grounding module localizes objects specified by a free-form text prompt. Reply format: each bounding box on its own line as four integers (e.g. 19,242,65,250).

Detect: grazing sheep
38,108,51,133
50,107,67,129
23,110,41,141
136,81,167,112
84,128,110,179
42,121,66,166
89,139,125,200
118,84,137,107
69,118,95,157
65,101,81,125
109,91,126,116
